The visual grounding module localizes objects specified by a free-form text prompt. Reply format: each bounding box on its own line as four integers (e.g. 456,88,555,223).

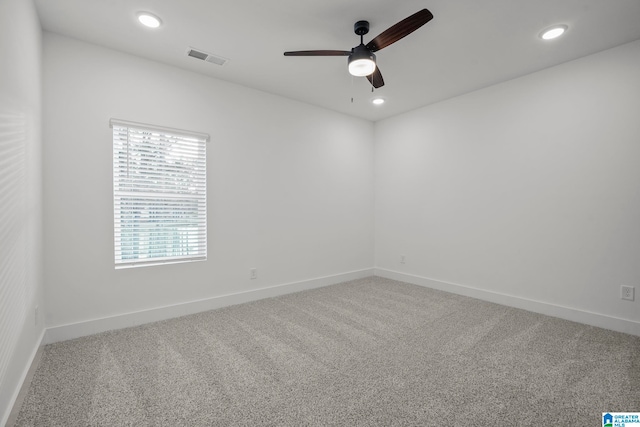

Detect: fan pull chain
351,74,354,103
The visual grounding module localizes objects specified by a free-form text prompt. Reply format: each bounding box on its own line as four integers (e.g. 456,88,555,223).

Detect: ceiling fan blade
366,67,385,88
284,50,351,56
366,9,433,52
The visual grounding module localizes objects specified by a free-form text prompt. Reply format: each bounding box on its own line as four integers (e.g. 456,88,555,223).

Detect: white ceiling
35,0,640,122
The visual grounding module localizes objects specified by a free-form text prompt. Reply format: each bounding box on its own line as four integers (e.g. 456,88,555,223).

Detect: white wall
375,40,640,333
0,0,44,424
42,33,374,334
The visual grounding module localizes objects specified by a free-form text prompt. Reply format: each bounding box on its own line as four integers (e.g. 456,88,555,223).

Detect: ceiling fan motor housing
349,44,376,63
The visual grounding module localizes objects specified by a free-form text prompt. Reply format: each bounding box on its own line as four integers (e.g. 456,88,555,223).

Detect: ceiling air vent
187,48,228,66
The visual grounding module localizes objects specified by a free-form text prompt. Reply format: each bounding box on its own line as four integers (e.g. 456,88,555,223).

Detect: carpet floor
13,277,640,426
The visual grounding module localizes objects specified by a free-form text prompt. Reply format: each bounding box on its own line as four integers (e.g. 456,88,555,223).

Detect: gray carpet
13,277,640,426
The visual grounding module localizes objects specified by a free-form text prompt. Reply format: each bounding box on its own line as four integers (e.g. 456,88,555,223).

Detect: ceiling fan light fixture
349,59,376,77
348,45,376,77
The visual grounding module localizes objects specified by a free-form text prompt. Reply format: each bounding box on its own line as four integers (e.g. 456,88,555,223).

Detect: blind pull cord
126,129,130,179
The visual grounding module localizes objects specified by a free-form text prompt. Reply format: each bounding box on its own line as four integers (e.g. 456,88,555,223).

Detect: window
110,119,208,268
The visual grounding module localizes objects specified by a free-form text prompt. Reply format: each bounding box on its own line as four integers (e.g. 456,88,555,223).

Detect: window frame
110,119,209,269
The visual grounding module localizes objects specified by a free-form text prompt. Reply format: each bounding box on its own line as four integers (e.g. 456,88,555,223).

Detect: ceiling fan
284,9,434,89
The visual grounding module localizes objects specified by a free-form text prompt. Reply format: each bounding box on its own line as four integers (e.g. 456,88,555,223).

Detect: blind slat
112,121,207,268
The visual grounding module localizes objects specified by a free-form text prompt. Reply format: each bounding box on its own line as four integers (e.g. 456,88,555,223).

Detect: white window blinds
110,119,208,268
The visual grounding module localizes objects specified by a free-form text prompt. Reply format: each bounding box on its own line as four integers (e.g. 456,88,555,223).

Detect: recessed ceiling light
540,25,567,40
372,98,385,105
137,12,162,28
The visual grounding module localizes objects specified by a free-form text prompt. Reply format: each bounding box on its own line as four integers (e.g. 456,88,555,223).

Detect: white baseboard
2,329,45,427
44,269,374,344
375,268,640,337
42,266,640,345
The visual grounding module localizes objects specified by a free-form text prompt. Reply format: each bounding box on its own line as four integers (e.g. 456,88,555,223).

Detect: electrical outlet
400,255,406,264
250,268,257,280
621,286,635,301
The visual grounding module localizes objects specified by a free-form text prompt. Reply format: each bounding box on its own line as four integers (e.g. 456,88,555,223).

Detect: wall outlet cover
621,285,635,301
